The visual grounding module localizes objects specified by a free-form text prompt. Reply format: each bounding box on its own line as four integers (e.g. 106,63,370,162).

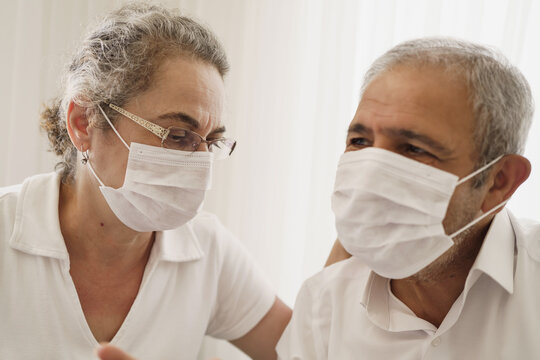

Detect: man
277,38,538,359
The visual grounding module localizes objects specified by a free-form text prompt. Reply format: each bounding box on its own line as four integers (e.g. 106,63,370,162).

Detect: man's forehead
357,67,474,130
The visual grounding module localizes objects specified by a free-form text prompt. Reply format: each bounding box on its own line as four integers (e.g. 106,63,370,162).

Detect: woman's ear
481,154,531,212
66,101,91,152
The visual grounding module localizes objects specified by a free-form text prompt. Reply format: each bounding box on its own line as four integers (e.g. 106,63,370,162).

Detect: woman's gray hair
41,2,229,183
361,37,534,184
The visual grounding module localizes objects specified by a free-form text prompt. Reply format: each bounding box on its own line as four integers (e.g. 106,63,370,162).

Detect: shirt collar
466,208,515,294
360,271,435,332
155,223,204,262
360,208,516,330
360,271,391,329
9,172,204,263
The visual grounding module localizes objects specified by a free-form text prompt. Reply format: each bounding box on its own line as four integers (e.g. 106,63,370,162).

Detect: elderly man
277,38,538,359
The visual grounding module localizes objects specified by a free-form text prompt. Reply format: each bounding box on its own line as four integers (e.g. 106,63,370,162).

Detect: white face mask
331,147,506,279
84,106,213,232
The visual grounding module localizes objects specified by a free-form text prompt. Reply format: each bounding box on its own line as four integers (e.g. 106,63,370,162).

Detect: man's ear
66,101,91,152
481,154,531,212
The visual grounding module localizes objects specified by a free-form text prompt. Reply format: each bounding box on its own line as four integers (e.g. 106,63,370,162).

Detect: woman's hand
96,344,136,360
95,344,223,360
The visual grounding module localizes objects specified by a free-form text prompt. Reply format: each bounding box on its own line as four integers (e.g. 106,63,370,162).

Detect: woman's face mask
83,105,214,232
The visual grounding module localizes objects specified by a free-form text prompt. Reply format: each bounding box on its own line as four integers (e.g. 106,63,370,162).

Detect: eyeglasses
106,103,236,160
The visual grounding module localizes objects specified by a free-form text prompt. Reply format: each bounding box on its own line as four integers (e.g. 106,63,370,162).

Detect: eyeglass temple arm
108,103,170,140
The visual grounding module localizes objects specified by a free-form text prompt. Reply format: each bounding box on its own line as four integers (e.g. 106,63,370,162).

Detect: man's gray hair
41,2,229,183
361,37,534,173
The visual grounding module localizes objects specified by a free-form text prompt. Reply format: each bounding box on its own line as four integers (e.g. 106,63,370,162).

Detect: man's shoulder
510,212,540,263
303,257,371,301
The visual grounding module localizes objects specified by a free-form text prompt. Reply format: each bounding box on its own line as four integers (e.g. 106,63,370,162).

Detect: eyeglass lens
163,127,235,158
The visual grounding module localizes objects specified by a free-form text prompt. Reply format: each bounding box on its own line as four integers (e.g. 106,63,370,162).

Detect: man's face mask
331,147,506,279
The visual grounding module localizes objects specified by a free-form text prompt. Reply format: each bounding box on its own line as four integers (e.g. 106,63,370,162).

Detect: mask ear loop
449,199,509,239
97,104,130,150
82,104,128,188
80,148,105,187
456,155,504,186
450,155,508,238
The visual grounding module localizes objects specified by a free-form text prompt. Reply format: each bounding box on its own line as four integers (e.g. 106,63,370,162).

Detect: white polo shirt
277,209,540,359
0,172,275,360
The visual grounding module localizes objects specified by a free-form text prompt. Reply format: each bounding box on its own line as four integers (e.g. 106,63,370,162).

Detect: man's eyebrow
157,112,200,129
347,123,373,135
387,128,452,154
347,123,452,154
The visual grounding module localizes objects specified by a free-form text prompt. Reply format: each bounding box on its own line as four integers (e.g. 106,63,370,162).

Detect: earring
81,150,89,165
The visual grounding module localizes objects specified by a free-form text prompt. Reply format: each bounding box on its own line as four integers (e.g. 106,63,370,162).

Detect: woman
0,3,290,359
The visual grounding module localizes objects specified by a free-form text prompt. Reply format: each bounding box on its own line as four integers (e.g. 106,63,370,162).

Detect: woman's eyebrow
157,112,200,128
209,126,226,135
156,112,226,135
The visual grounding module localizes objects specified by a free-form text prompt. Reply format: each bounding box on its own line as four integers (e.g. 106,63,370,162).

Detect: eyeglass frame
105,103,236,157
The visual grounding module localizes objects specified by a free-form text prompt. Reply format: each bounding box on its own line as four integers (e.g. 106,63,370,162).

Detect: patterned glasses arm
108,103,170,140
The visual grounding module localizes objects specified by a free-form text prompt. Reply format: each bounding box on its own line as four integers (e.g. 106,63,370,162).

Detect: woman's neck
58,170,154,270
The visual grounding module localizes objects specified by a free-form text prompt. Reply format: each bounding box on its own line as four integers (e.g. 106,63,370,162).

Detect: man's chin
404,221,488,282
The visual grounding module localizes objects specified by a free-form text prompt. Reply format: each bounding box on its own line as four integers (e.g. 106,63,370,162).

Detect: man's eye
405,144,432,157
348,137,370,147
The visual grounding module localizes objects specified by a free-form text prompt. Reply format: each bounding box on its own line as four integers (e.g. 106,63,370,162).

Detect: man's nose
372,138,397,153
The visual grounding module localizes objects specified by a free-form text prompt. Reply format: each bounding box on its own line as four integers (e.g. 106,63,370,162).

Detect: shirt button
431,336,442,347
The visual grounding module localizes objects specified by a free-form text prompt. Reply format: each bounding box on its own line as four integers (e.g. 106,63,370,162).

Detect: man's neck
390,223,490,328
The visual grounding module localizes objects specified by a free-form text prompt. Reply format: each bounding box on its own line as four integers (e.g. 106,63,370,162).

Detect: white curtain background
1,0,538,359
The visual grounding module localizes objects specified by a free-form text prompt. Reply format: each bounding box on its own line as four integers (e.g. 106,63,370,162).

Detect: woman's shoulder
161,211,242,262
0,172,59,220
0,172,60,249
0,183,21,244
186,211,233,241
0,183,21,214
1,172,58,201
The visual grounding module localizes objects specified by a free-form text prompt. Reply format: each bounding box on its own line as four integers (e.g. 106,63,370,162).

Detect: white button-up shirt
277,209,540,359
0,173,275,360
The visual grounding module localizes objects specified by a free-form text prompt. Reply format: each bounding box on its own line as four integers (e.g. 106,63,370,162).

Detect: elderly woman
0,3,291,359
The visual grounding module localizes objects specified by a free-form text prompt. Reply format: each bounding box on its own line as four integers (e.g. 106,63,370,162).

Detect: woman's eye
169,135,186,142
167,130,189,143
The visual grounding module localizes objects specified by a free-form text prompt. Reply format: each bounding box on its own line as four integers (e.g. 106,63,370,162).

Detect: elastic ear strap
457,155,504,185
85,155,105,187
98,104,130,150
449,199,509,239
